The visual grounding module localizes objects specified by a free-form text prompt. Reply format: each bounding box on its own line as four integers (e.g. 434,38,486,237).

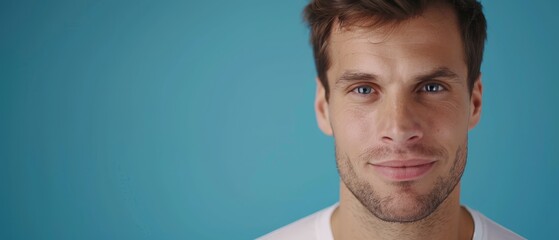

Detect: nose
378,96,423,145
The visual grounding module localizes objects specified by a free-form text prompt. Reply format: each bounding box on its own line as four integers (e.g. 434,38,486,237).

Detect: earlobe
315,78,333,136
468,76,483,130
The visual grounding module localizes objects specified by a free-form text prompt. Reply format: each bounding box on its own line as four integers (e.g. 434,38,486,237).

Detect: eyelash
352,86,375,95
420,83,446,93
350,82,447,96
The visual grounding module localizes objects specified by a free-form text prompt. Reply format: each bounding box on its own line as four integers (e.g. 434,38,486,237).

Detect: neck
331,182,473,240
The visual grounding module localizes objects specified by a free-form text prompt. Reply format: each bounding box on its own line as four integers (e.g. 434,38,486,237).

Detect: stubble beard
335,140,468,223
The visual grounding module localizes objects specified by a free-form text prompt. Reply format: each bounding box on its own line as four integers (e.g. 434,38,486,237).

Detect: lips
369,159,436,181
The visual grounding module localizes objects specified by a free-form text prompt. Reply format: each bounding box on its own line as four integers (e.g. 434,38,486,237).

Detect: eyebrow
336,67,461,86
336,71,379,85
415,67,461,83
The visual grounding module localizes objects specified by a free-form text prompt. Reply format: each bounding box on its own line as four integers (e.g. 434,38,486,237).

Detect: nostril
408,135,420,141
381,132,422,144
382,136,393,142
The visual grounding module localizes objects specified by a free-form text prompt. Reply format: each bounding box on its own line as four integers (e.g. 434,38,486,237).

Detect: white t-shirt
259,203,525,240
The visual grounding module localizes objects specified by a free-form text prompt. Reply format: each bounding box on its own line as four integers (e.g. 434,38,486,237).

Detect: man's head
304,0,486,222
304,0,486,100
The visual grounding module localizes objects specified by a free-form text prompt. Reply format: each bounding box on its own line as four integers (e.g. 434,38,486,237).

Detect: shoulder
466,207,526,240
257,204,337,240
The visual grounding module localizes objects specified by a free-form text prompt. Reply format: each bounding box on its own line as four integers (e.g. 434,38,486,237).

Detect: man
260,0,524,239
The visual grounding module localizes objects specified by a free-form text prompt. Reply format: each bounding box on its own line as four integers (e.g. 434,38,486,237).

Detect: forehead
327,4,466,80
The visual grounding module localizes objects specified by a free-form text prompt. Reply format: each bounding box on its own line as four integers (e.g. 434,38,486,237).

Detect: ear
315,78,333,136
468,75,483,130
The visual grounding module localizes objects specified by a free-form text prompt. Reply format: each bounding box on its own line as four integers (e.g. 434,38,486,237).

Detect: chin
377,195,433,222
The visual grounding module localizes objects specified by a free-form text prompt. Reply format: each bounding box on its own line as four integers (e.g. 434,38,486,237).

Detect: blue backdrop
1,0,557,239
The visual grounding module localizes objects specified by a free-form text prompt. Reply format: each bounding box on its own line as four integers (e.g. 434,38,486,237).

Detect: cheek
423,100,470,164
428,99,470,133
332,106,377,154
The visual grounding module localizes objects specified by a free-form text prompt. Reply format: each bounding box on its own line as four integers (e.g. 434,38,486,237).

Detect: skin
314,4,482,240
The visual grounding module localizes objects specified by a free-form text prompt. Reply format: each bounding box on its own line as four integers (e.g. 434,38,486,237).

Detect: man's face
315,5,482,222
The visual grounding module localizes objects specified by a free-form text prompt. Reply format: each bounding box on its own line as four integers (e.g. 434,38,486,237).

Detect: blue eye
354,86,373,94
423,83,445,92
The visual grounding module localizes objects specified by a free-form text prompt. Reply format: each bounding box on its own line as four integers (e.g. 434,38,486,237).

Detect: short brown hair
303,0,487,99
